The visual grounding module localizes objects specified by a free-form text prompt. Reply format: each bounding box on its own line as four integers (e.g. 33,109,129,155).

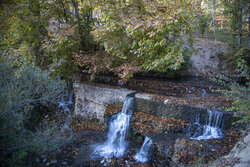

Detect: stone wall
73,83,233,129
135,97,233,129
73,83,135,122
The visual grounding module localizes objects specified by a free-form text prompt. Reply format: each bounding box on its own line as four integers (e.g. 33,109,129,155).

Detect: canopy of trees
1,0,249,81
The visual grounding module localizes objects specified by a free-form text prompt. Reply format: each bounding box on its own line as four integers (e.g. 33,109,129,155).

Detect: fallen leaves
125,77,231,108
105,103,123,115
132,112,190,134
70,119,103,132
173,130,241,164
151,94,232,108
66,150,78,157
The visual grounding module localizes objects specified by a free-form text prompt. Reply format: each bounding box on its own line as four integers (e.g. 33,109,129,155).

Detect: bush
211,48,249,124
0,55,68,166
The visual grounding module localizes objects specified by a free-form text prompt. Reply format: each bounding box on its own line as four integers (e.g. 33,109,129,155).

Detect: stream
32,78,241,167
91,94,228,166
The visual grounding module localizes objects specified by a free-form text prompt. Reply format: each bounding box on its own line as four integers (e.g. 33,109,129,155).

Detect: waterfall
93,96,135,158
58,91,74,130
134,136,152,163
58,91,73,115
201,88,207,97
189,110,224,140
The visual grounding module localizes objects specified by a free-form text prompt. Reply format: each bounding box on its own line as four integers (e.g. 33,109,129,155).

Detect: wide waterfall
93,96,135,158
189,110,224,140
134,136,153,163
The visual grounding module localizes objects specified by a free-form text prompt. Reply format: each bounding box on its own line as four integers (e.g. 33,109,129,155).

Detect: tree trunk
72,0,80,23
72,0,86,49
211,0,217,45
238,0,243,47
205,15,210,40
248,15,250,46
60,1,69,23
85,6,93,50
196,17,200,38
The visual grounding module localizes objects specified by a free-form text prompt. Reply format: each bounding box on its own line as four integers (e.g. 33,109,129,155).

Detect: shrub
211,48,249,124
0,55,68,166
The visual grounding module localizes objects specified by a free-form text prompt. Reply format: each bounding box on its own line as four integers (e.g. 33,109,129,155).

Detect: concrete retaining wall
73,83,135,122
73,83,233,129
135,97,233,129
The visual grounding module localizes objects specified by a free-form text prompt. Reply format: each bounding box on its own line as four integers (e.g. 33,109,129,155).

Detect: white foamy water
134,136,152,163
190,110,224,140
58,91,73,114
57,91,74,130
93,96,135,158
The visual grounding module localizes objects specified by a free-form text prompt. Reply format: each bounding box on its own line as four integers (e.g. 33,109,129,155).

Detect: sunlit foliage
74,0,201,81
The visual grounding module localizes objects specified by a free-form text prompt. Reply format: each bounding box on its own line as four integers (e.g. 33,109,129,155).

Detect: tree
248,15,250,46
0,0,96,80
222,0,249,47
211,0,217,45
237,0,243,47
211,47,250,124
74,0,201,81
0,54,67,166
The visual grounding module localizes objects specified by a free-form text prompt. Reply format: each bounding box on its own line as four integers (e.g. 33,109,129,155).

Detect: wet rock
171,137,231,166
152,142,172,166
148,134,182,166
201,130,248,167
228,132,250,167
186,124,204,138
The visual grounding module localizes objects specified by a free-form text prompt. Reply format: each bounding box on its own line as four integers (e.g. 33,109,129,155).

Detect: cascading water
201,88,207,97
58,91,73,115
93,96,135,158
134,136,152,163
58,91,74,130
189,110,224,140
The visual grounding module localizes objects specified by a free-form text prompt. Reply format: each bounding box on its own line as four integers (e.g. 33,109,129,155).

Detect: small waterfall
134,136,152,163
58,91,74,130
201,88,207,97
189,110,224,140
93,96,135,158
58,91,73,115
194,112,200,124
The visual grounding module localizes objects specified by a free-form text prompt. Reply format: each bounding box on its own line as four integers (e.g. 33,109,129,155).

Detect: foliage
43,19,79,79
211,47,250,124
0,55,69,166
74,0,200,81
221,0,249,47
199,13,210,37
0,56,66,114
73,50,142,81
0,0,98,80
